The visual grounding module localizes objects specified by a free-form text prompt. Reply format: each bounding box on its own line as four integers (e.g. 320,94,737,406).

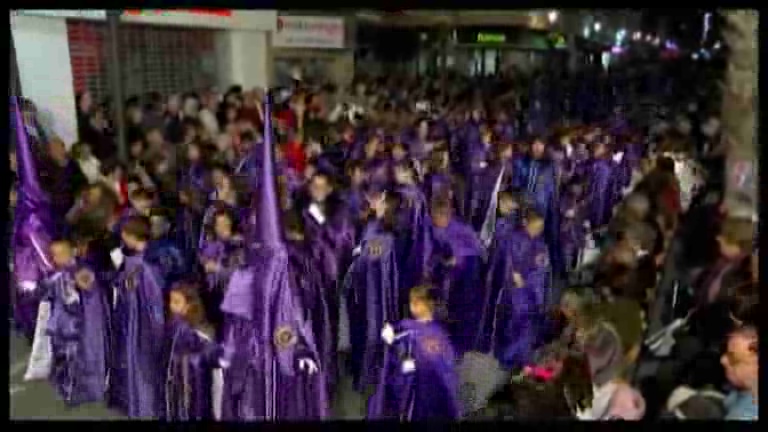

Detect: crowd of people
9,64,757,421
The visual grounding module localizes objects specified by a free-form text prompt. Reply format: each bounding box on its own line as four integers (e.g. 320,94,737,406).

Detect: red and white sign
274,16,345,49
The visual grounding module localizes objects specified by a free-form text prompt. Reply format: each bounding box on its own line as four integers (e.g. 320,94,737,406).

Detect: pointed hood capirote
12,97,50,211
252,90,285,250
220,89,292,321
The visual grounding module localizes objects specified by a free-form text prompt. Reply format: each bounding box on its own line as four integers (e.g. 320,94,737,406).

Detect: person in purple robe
393,161,433,307
44,238,108,406
12,97,56,342
478,209,552,371
107,216,167,419
217,92,329,420
283,210,337,397
145,209,188,290
559,181,589,273
176,186,206,268
164,282,221,420
198,208,245,335
341,161,369,234
343,188,404,394
178,141,209,192
367,285,462,420
582,139,620,231
423,148,466,220
467,142,514,232
429,199,485,355
494,190,524,240
511,137,564,277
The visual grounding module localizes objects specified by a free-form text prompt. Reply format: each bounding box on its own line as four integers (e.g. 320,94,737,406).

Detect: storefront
270,15,353,88
11,9,276,146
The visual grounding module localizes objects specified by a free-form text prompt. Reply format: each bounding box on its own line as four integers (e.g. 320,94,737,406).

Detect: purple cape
478,229,551,369
199,237,245,332
584,157,619,229
559,194,588,271
45,265,108,406
107,254,167,418
431,219,485,354
164,318,220,420
12,97,55,339
218,258,330,420
396,184,434,302
367,319,462,420
511,156,563,276
343,223,401,393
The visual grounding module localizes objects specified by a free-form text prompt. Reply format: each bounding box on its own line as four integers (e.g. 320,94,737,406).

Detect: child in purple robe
199,208,245,335
344,190,404,394
108,216,167,419
583,140,620,231
368,285,462,420
429,199,485,354
176,186,205,268
44,238,109,406
481,209,552,371
494,190,523,240
559,181,588,272
164,282,222,420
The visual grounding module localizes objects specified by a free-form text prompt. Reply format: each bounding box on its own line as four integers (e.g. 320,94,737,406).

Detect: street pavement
9,328,366,420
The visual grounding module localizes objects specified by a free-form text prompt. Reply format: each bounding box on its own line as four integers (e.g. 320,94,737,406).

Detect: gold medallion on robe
367,240,383,257
274,325,297,349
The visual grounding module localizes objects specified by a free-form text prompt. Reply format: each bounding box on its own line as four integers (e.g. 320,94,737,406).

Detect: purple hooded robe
583,157,619,229
12,97,55,340
44,264,109,406
559,192,588,272
218,92,329,420
431,219,485,354
367,319,462,420
478,228,552,370
164,318,220,420
198,236,246,333
343,220,402,393
107,253,167,418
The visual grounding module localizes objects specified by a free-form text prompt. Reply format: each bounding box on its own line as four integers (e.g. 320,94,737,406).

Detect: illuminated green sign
476,32,506,43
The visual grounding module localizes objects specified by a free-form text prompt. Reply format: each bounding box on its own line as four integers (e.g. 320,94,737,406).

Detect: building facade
11,9,276,146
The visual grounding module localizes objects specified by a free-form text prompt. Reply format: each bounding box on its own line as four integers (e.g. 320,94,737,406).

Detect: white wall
11,14,78,147
216,30,271,90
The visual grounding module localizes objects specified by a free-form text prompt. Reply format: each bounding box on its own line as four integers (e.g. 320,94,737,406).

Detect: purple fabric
559,194,588,271
431,219,484,354
107,255,167,419
466,162,511,232
287,240,337,395
218,93,330,420
164,318,220,420
343,222,401,393
584,157,618,229
396,184,433,299
199,237,245,331
478,228,551,369
45,265,109,406
12,97,55,338
367,319,461,420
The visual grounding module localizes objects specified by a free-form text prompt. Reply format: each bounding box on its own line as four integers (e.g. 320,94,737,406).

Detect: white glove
565,209,576,218
381,323,395,345
218,358,231,369
298,358,319,375
401,358,416,374
18,281,38,293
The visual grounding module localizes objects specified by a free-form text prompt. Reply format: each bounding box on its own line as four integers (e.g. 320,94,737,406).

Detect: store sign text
476,33,506,43
274,16,345,49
